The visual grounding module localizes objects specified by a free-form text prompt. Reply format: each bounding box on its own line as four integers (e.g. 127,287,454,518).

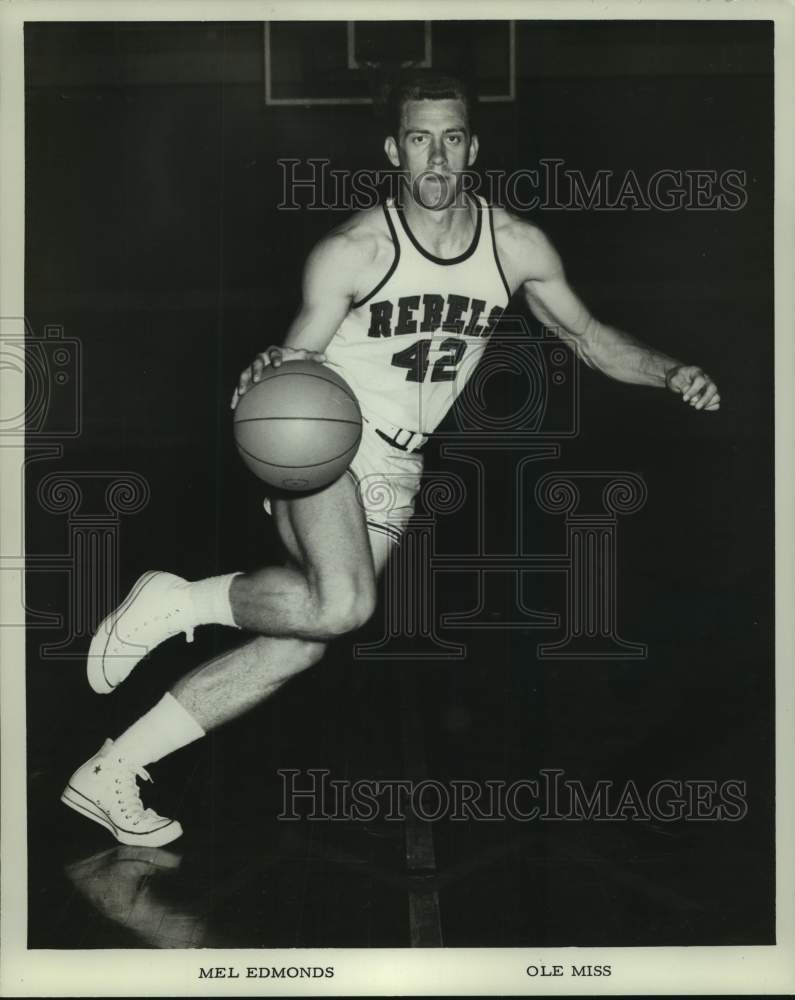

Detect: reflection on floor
64,846,204,948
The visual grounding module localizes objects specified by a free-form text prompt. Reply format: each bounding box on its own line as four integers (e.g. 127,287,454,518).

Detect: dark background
24,20,773,948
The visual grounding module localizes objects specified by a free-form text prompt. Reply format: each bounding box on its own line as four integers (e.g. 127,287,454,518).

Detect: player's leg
62,472,390,846
168,470,388,730
87,469,379,695
156,508,396,731
226,476,378,640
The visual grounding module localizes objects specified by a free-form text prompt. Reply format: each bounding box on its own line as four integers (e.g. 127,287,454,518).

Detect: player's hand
231,346,327,409
665,365,721,412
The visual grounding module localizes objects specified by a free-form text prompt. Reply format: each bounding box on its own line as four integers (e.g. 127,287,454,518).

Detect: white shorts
263,419,424,549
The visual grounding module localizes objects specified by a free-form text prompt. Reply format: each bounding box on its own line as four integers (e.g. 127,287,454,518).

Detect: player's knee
300,639,327,667
315,578,376,637
271,637,326,670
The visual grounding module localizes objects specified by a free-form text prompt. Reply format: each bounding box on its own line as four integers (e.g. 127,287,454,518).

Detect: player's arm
510,223,721,412
231,231,364,409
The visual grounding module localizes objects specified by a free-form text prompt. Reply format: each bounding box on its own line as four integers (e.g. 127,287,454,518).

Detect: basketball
233,360,363,491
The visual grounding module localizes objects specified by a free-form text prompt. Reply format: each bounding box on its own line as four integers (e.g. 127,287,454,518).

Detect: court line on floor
399,668,443,947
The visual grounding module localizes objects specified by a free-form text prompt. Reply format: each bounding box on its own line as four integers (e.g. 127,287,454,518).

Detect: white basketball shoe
61,740,183,847
87,571,195,695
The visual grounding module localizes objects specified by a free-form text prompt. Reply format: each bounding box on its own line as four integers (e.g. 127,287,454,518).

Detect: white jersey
324,194,512,435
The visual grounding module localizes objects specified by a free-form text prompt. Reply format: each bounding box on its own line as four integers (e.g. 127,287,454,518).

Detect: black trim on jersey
489,204,513,302
395,193,482,266
351,204,401,309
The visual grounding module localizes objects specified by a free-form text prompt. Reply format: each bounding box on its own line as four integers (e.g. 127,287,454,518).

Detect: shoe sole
87,571,178,695
61,785,183,848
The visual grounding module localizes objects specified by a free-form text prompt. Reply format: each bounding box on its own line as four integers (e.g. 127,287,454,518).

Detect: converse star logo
93,765,102,774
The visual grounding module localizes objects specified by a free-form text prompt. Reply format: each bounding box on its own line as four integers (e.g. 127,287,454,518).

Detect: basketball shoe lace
114,582,195,649
111,760,159,827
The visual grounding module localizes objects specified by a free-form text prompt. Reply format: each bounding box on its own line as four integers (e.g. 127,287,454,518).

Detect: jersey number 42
391,337,467,383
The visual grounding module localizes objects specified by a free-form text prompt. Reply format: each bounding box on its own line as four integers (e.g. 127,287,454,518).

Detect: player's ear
467,133,479,167
384,135,401,168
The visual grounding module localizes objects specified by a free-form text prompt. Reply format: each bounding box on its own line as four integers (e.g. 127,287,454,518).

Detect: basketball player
62,72,720,846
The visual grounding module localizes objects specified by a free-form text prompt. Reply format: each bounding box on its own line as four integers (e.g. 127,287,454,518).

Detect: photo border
2,0,793,995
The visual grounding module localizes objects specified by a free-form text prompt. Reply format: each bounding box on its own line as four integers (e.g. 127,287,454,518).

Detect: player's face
384,98,479,210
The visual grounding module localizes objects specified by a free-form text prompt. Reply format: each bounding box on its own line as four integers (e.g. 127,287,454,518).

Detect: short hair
385,69,477,138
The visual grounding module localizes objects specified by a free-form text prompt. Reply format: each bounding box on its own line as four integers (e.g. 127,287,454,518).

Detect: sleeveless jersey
324,194,512,435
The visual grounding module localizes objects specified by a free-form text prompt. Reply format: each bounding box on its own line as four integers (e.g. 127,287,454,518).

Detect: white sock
186,572,241,628
112,692,206,767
